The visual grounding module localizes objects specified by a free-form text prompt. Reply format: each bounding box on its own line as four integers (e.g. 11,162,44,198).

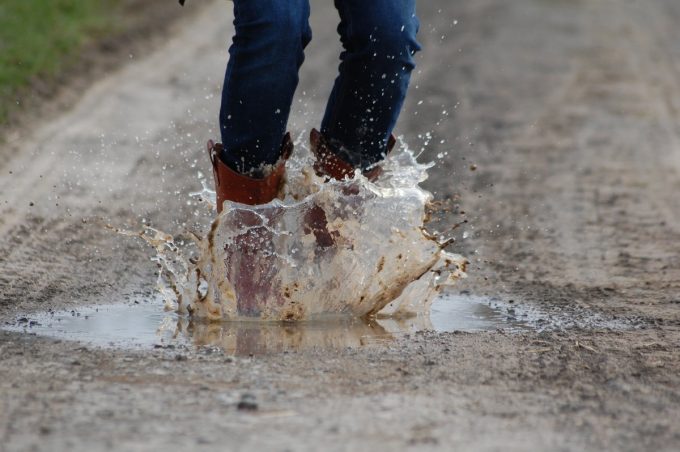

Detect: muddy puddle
3,292,637,355
3,293,532,355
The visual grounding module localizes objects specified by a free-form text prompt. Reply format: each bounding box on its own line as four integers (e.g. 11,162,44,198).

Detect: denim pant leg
321,0,421,169
219,0,312,175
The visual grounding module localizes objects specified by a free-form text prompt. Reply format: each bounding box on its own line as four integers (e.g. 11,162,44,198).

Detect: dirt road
2,0,680,450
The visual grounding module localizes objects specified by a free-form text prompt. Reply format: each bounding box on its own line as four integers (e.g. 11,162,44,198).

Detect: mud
2,0,680,451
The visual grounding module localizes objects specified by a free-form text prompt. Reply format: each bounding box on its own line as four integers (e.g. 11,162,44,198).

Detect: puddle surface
3,293,528,355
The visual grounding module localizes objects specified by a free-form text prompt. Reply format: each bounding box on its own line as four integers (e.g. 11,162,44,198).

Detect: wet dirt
2,0,680,451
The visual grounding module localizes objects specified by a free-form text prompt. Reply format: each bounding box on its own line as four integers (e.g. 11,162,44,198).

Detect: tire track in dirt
417,0,680,326
0,4,225,315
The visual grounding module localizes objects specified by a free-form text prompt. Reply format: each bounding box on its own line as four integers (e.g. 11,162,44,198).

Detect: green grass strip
0,0,119,123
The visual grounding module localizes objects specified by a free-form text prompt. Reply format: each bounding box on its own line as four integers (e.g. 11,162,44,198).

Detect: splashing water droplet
126,135,467,321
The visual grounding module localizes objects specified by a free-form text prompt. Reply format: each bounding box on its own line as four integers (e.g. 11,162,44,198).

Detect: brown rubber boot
206,134,293,316
305,129,396,248
310,128,396,182
207,133,294,212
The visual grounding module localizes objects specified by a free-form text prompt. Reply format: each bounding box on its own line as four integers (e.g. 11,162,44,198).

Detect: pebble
237,394,258,411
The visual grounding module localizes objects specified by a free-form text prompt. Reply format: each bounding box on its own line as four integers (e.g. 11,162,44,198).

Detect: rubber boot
310,128,396,182
206,134,293,317
207,133,293,212
305,129,396,248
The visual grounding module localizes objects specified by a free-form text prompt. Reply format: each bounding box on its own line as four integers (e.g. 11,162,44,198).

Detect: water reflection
178,318,408,355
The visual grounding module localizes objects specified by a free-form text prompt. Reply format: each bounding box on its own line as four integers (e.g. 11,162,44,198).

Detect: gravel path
1,1,680,450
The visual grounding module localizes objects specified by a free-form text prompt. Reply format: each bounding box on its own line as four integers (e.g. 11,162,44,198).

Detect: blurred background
0,0,185,128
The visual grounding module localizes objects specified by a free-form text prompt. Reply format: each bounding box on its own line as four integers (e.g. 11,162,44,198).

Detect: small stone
237,394,258,411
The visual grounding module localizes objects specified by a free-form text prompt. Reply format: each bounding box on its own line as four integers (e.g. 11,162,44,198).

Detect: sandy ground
2,0,680,450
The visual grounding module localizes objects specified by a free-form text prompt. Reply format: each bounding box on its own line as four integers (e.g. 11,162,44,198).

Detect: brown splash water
118,134,467,321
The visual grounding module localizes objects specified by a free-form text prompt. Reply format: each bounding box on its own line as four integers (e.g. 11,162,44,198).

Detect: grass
0,0,119,123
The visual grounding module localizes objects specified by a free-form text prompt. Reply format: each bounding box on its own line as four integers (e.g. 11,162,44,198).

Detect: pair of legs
218,0,420,175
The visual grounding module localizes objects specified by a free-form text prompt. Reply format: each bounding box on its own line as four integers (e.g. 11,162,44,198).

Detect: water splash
120,135,467,321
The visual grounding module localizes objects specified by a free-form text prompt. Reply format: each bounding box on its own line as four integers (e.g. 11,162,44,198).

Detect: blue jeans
219,0,420,174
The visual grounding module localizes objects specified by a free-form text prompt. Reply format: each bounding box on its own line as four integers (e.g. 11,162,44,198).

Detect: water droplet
134,139,467,321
